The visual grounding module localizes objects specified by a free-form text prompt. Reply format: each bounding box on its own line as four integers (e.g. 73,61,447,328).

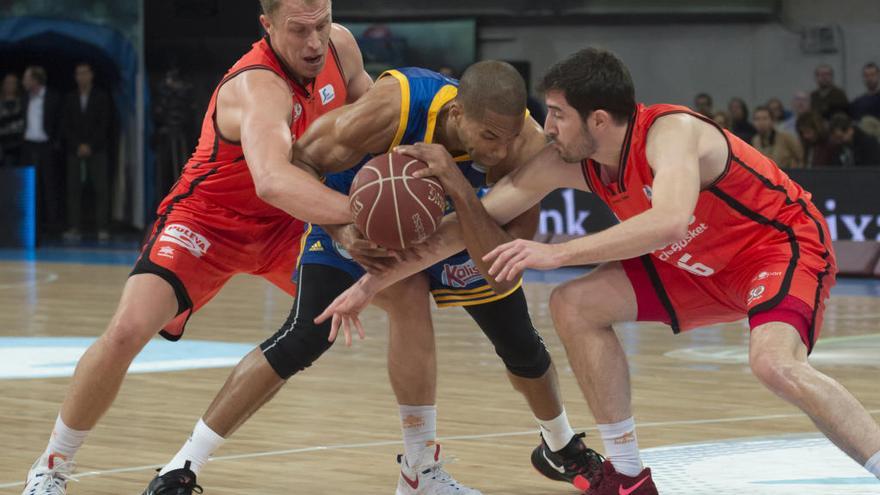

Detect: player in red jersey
319,48,880,493
21,1,372,494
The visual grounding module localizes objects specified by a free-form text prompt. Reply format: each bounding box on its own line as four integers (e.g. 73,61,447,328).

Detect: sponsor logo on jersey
159,224,211,258
747,285,766,304
293,102,303,122
656,220,709,262
309,241,324,252
157,246,175,259
319,84,336,105
643,185,653,201
753,271,782,281
441,259,484,288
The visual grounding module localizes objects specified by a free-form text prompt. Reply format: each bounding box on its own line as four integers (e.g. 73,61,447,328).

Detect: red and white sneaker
395,444,482,495
22,453,76,495
586,460,657,495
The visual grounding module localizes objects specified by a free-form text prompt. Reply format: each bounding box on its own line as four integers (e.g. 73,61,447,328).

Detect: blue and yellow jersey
301,67,522,307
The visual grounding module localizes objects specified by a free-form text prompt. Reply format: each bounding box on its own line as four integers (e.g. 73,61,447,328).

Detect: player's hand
396,142,471,198
327,223,397,274
483,239,564,281
315,275,376,346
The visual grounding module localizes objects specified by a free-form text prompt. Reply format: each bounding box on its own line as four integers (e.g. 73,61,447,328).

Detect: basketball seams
388,154,406,250
401,160,438,233
350,154,445,249
363,167,384,243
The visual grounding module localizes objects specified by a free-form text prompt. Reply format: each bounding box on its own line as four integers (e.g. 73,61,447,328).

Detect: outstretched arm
486,114,702,281
315,143,581,340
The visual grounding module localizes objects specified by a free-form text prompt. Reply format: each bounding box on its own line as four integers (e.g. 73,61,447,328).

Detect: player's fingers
505,254,529,281
327,313,339,341
496,251,526,281
394,145,427,160
488,245,518,276
315,305,333,325
355,317,366,340
343,317,353,347
483,241,513,264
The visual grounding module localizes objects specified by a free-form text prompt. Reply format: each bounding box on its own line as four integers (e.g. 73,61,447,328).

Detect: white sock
597,417,643,477
399,405,437,462
159,419,225,476
536,409,576,452
45,414,90,460
866,450,880,479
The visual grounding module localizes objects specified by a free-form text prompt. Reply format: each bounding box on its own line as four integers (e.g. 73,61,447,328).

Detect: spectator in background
850,62,880,121
693,92,713,117
728,97,756,142
22,65,62,235
153,66,196,199
828,112,880,166
0,73,25,167
766,97,790,127
779,91,810,135
751,106,803,168
712,110,730,129
61,63,112,242
810,64,849,119
797,111,835,167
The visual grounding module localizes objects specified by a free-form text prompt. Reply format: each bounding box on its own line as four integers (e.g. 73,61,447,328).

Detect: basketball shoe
396,444,482,495
22,454,75,495
531,432,605,491
585,460,657,495
142,461,203,495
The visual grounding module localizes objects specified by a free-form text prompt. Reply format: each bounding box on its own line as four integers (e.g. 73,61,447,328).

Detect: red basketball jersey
582,103,833,278
158,36,349,219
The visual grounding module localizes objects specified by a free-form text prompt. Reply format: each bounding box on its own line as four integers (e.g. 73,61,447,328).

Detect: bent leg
750,322,880,465
202,264,355,437
61,274,179,431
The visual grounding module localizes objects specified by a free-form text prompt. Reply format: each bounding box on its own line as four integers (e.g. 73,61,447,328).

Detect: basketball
349,153,446,250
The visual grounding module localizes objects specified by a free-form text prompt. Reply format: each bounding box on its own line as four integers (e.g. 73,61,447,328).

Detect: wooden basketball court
1,258,878,494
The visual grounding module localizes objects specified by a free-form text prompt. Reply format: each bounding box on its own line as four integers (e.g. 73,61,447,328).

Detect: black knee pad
464,287,552,379
260,264,355,379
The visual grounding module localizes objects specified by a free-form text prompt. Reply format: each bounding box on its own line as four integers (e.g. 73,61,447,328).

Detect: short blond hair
260,0,327,17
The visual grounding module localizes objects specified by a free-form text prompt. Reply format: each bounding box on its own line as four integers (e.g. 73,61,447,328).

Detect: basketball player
21,1,373,494
319,48,880,494
146,63,604,495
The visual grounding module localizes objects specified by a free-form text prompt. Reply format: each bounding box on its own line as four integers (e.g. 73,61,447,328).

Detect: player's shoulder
330,23,360,61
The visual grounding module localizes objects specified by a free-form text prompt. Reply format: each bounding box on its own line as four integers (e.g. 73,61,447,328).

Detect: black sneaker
531,432,604,492
142,461,203,495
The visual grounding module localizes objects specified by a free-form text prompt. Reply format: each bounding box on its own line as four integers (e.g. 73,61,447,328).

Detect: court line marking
2,408,878,488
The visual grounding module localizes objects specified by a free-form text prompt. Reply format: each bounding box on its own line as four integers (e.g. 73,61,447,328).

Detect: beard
556,125,596,163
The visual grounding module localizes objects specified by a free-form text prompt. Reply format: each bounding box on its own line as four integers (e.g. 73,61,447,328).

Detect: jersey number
677,253,715,277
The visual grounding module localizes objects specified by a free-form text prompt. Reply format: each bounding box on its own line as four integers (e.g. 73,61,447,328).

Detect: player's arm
485,114,701,281
331,24,373,102
292,76,400,175
315,143,579,338
236,70,350,225
438,119,546,293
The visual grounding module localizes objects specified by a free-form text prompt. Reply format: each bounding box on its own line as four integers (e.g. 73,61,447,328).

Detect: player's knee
549,283,584,336
750,351,808,401
488,324,552,379
102,318,155,357
260,317,334,380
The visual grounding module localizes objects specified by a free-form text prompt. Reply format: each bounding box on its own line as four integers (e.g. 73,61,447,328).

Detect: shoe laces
567,433,605,478
32,458,77,494
155,468,204,495
418,458,478,494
